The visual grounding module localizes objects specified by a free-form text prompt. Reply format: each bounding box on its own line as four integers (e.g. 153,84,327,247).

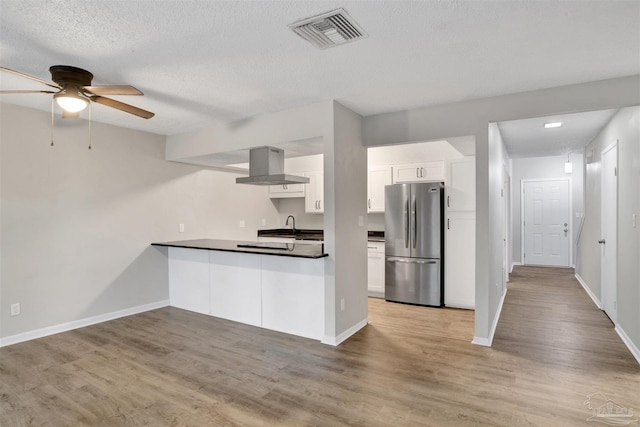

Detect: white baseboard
322,318,368,346
575,273,601,309
472,288,507,347
615,325,640,365
0,299,170,348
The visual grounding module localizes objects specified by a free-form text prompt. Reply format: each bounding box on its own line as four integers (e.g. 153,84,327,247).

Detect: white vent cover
289,8,367,50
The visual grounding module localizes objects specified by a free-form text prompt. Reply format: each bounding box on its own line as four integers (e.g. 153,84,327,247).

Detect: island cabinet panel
209,252,262,327
261,256,325,340
168,247,210,315
165,243,326,341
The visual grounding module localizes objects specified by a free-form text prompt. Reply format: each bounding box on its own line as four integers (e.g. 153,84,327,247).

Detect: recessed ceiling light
544,122,562,129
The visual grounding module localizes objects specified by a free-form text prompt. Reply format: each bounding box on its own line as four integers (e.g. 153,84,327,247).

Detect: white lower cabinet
209,251,262,327
445,214,475,309
261,256,325,340
167,247,325,341
168,247,210,315
367,241,385,297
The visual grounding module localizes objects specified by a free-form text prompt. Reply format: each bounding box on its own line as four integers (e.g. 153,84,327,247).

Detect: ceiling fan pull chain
88,103,92,150
50,98,55,147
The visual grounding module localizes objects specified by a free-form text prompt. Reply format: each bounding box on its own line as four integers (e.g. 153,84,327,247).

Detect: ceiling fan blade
0,89,57,94
91,95,155,119
0,67,61,89
83,85,143,96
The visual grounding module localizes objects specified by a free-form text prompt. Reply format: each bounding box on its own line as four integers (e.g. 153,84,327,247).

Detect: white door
522,179,570,267
601,143,617,323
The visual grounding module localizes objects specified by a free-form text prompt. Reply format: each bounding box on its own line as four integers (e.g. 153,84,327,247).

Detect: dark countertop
258,228,384,242
152,239,327,259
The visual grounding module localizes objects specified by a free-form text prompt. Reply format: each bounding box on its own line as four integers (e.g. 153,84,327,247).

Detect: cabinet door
446,158,475,212
304,171,324,213
368,167,392,212
168,247,210,314
367,242,385,297
445,214,475,309
393,162,445,183
268,183,305,198
209,251,262,327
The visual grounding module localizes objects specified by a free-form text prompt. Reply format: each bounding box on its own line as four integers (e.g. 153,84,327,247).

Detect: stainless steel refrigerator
385,182,444,307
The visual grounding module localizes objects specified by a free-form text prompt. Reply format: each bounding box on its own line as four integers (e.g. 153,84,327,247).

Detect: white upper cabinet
368,166,392,213
304,171,324,213
445,157,475,212
268,183,305,198
393,161,445,183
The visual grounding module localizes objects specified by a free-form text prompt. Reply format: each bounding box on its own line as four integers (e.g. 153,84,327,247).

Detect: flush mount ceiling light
289,8,367,50
54,89,89,112
544,122,563,129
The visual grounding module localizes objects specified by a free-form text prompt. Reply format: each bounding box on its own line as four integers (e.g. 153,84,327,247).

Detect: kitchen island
152,239,327,341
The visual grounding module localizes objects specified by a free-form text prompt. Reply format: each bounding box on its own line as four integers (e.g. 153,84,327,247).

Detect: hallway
493,266,639,420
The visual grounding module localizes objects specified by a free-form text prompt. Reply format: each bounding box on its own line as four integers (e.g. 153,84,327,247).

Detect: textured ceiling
0,0,638,137
498,109,619,158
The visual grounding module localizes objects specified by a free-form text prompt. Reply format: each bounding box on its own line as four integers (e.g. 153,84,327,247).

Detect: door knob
598,239,606,244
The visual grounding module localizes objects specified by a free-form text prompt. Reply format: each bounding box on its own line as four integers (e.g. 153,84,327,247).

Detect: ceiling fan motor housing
49,65,93,87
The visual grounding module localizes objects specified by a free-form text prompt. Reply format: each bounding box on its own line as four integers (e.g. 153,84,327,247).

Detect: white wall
0,103,279,341
363,75,640,345
511,153,584,267
324,102,368,342
576,106,640,357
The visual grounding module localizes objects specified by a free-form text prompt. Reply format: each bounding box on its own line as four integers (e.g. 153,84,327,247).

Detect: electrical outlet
633,213,637,228
340,298,345,311
261,218,267,226
10,303,20,316
179,223,185,233
358,216,364,227
239,220,246,228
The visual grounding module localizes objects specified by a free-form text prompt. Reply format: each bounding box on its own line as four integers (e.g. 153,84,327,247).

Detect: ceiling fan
0,65,154,119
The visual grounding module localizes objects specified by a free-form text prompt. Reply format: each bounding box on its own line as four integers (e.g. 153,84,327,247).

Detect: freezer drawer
385,257,442,307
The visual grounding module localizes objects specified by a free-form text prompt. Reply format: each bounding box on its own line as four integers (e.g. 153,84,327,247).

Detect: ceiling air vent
289,8,367,50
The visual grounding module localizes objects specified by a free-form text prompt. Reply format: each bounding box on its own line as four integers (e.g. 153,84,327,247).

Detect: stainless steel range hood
236,146,310,185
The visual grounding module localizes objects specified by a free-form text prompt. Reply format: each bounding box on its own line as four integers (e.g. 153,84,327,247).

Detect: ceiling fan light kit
54,89,89,112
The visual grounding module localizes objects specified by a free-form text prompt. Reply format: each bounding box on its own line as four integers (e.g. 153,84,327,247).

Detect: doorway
600,142,617,323
522,178,571,267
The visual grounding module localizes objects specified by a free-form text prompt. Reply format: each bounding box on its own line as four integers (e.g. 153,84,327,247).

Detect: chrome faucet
285,215,296,232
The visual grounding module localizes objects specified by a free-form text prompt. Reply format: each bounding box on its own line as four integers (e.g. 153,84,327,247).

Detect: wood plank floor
1,266,638,426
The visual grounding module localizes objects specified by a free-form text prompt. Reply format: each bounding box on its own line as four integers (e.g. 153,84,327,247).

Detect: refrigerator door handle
412,195,417,248
405,199,410,248
387,257,437,264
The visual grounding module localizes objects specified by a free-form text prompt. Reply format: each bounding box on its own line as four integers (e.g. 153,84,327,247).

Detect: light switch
358,216,364,227
239,220,246,228
633,213,637,228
